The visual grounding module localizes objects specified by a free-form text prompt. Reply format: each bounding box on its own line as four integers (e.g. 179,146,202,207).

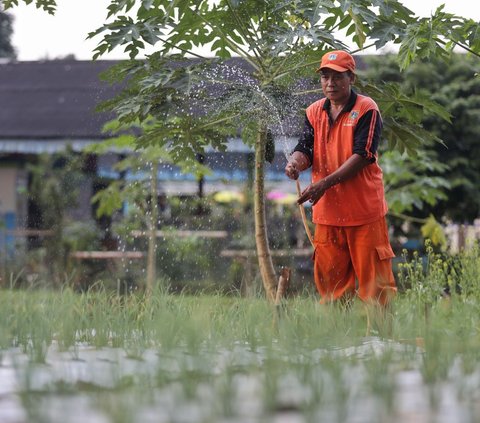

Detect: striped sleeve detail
353,109,382,162
292,114,314,165
365,110,377,159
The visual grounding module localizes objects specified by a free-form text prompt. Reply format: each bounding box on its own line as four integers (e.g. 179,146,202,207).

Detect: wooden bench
220,248,311,258
70,251,145,260
130,230,228,239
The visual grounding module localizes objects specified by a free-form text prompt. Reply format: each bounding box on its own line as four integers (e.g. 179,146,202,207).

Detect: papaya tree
6,0,479,300
80,0,421,302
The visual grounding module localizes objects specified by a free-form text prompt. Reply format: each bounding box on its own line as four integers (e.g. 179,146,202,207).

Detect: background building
0,59,307,253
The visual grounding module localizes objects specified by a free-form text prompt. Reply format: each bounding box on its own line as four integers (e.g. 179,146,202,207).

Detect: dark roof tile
0,60,120,139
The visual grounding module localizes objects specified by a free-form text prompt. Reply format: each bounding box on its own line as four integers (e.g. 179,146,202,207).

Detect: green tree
28,151,85,284
7,0,476,299
86,119,213,294
408,56,480,222
364,54,480,223
0,8,16,58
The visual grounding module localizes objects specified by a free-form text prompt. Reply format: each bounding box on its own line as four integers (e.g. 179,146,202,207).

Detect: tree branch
157,36,207,59
190,7,261,71
224,0,263,62
388,211,427,224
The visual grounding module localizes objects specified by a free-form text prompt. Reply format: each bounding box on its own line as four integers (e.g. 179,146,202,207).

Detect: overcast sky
8,0,480,61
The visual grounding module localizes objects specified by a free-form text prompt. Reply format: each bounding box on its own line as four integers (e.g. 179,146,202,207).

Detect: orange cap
317,50,356,73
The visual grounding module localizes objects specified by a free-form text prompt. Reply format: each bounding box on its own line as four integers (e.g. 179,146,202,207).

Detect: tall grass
0,244,479,422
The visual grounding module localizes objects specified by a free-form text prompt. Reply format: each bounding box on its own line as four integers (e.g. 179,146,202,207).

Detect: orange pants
313,217,397,306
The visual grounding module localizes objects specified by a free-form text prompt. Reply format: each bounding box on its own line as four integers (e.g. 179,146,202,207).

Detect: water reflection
0,337,478,423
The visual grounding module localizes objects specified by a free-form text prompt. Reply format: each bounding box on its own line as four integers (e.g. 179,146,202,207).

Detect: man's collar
323,90,357,113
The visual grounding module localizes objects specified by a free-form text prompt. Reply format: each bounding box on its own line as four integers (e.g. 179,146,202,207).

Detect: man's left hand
297,181,327,205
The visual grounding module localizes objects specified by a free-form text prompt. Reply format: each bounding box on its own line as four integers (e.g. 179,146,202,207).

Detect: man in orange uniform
285,50,396,306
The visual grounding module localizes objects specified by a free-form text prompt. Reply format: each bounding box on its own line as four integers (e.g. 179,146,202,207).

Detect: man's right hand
285,161,299,180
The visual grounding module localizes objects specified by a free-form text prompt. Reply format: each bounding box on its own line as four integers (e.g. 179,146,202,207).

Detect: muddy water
0,338,478,423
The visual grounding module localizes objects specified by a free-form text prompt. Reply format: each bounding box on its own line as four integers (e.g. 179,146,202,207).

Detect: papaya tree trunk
254,125,277,302
146,161,158,296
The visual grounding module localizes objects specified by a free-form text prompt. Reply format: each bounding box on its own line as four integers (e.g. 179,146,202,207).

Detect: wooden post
146,161,158,296
275,267,291,305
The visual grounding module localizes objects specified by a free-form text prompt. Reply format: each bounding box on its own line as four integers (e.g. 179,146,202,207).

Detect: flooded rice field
1,333,479,423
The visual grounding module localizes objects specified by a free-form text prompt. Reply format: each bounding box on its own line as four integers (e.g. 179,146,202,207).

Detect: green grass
1,245,480,422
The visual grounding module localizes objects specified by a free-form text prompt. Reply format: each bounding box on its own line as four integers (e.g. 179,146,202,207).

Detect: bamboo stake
273,267,291,329
275,267,291,306
295,179,315,248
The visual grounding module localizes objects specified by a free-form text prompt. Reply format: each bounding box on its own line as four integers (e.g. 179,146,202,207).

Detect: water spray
199,64,316,301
